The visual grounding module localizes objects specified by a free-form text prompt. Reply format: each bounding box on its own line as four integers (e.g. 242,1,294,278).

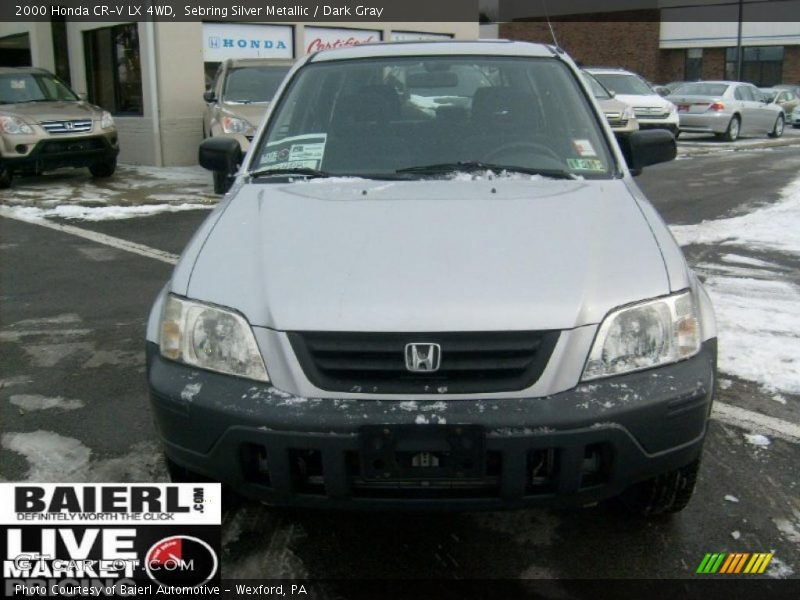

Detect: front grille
288,330,560,394
40,119,93,134
40,137,105,154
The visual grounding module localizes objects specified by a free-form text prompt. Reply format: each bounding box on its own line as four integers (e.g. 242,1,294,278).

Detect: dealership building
0,20,477,165
487,1,800,88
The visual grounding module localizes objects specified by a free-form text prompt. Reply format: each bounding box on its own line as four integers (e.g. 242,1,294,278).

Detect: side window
735,86,750,101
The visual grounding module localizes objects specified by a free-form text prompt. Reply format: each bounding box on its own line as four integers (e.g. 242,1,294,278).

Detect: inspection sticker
572,139,597,157
567,158,605,172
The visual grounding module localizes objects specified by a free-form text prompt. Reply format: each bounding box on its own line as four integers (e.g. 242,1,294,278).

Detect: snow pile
702,276,800,394
670,175,800,394
2,203,211,222
671,176,800,254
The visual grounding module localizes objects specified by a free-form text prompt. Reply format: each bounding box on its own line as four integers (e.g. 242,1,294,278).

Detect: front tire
768,114,785,138
89,158,117,178
0,165,11,189
620,458,701,516
717,116,740,142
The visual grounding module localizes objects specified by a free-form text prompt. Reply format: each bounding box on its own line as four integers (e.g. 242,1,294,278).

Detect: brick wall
660,49,685,83
702,48,727,80
784,46,800,85
500,18,664,82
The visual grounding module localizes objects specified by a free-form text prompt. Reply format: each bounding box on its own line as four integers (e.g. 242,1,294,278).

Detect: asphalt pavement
1,137,799,583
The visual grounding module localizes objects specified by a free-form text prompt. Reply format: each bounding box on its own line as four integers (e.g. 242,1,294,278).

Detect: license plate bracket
360,424,485,480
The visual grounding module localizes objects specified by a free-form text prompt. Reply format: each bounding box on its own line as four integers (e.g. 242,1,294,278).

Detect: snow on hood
181,178,670,332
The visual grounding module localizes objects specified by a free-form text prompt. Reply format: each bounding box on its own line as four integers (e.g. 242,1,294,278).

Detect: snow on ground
4,203,211,222
671,176,800,254
1,430,167,482
9,394,84,412
670,175,800,395
0,164,216,218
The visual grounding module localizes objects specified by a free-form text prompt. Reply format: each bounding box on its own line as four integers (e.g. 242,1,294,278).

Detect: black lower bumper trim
147,340,716,509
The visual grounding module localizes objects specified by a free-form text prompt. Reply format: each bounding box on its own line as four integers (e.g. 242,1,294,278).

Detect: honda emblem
404,343,442,373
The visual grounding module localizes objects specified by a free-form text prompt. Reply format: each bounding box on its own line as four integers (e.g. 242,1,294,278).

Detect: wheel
89,158,117,178
0,165,11,189
620,458,700,516
717,116,740,142
212,170,232,194
768,114,785,138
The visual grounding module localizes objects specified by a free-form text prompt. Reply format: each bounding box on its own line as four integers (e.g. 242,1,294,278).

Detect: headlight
100,111,115,129
0,115,34,135
582,291,700,381
667,102,677,115
622,105,636,120
159,295,269,382
221,115,251,134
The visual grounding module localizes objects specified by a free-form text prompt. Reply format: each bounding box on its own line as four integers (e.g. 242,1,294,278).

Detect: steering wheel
481,141,562,165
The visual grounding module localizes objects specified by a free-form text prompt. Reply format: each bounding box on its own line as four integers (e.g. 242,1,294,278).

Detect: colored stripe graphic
697,553,727,573
697,552,774,574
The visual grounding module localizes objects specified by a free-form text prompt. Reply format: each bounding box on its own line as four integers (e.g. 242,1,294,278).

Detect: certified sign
304,26,381,54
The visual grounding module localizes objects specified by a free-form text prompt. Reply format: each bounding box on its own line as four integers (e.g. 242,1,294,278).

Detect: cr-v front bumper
146,340,716,510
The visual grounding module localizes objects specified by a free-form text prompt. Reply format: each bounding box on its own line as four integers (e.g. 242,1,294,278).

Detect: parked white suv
587,67,679,134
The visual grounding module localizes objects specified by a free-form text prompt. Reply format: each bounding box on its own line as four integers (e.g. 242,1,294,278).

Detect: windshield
592,73,654,96
253,56,614,179
673,82,729,97
0,72,78,104
759,89,778,101
223,66,291,103
582,72,611,100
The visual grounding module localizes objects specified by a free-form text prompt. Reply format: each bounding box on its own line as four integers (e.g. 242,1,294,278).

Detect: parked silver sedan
668,81,785,141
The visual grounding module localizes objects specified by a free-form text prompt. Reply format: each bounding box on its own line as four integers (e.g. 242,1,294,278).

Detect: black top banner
1,0,479,22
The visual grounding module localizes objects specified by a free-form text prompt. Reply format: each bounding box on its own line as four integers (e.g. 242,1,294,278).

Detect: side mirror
655,86,670,97
199,137,242,174
617,129,676,176
203,89,216,103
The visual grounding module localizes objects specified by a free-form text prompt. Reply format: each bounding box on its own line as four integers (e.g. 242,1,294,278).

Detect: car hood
183,178,670,332
221,101,269,127
597,97,631,114
613,94,672,110
1,100,103,122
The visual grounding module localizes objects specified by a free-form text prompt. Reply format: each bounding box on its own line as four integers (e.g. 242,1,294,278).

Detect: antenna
541,0,560,49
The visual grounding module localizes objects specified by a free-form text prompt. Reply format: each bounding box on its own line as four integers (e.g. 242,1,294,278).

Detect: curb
677,134,800,157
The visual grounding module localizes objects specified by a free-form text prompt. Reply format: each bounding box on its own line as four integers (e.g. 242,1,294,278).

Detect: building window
725,46,784,87
84,24,143,115
684,48,703,81
0,33,32,67
51,16,71,85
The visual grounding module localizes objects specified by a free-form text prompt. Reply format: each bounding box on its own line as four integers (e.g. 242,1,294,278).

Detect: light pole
736,0,744,80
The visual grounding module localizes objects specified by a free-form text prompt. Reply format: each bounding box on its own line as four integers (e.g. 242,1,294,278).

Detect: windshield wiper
396,161,577,180
249,167,331,180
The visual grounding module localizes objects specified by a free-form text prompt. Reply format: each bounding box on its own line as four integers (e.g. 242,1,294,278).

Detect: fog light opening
580,443,612,488
240,442,270,486
526,448,557,494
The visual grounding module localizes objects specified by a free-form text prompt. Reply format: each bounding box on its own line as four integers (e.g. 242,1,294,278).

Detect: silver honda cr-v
147,41,716,515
